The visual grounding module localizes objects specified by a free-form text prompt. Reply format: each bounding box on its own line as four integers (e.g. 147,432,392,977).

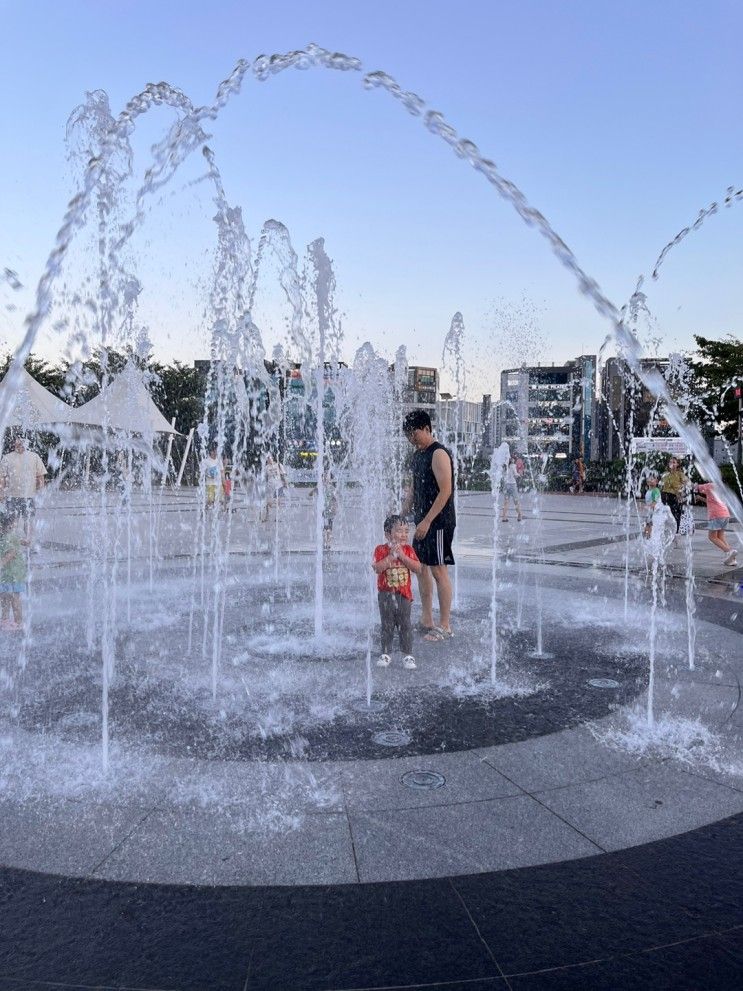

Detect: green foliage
458,456,491,491
719,462,743,494
542,461,569,492
0,353,66,396
150,361,205,435
691,334,743,444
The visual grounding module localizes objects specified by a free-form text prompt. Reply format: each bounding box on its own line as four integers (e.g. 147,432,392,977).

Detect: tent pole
161,417,176,487
176,428,194,487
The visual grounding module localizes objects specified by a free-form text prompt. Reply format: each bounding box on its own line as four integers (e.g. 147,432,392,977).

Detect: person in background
694,480,737,567
309,466,338,550
0,434,47,543
261,452,287,523
0,511,27,631
222,463,233,511
571,457,585,494
660,456,689,533
202,443,223,508
321,469,338,551
501,456,524,523
642,472,662,539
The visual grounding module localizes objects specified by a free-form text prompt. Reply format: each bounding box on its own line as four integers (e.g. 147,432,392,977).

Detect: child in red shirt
372,514,422,669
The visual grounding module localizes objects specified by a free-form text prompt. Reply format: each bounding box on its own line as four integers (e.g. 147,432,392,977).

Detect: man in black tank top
402,409,455,641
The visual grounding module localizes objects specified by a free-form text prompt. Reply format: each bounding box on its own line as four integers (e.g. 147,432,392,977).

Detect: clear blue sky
1,0,741,396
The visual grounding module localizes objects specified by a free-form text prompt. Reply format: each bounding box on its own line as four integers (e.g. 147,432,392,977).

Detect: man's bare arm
422,449,453,525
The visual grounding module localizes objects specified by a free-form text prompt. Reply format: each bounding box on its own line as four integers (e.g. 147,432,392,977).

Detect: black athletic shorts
413,525,455,567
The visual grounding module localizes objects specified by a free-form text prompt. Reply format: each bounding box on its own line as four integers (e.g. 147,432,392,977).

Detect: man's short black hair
402,409,431,434
383,513,406,535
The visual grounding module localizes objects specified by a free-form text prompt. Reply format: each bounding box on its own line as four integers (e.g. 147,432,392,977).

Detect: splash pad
0,45,741,893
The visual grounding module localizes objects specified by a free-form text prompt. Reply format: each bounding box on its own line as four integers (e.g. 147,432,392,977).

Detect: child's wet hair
383,513,407,535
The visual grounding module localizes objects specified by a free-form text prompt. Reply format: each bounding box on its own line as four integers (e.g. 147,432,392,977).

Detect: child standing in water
0,513,27,632
372,514,422,669
500,457,523,522
321,470,338,551
202,443,223,508
643,473,662,539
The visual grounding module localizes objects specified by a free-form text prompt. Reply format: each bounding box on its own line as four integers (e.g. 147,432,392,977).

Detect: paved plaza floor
1,487,741,989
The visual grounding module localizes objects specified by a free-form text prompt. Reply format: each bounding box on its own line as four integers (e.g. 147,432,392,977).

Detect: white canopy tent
66,363,179,435
0,364,72,430
65,364,182,485
1,363,190,484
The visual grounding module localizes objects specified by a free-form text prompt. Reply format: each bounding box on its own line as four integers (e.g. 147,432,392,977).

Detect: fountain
0,45,740,898
488,441,510,683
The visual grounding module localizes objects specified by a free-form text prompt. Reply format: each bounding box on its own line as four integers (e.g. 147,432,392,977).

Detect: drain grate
588,678,620,689
401,770,446,791
350,698,387,714
372,730,411,747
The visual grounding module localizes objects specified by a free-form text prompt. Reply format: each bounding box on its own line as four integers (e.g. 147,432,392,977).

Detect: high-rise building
572,354,597,460
436,395,483,453
597,356,670,461
481,394,494,455
497,357,598,459
404,366,438,412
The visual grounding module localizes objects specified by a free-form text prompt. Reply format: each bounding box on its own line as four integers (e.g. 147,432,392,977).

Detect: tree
691,335,743,444
151,361,204,435
0,353,66,395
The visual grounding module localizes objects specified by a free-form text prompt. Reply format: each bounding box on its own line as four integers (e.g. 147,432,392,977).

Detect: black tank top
412,441,456,529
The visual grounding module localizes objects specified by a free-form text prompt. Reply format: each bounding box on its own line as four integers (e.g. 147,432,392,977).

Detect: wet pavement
0,487,741,988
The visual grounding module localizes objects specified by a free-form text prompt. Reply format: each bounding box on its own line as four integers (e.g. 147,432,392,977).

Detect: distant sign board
630,436,690,456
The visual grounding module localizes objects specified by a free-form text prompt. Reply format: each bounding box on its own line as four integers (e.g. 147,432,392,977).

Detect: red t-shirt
373,543,419,601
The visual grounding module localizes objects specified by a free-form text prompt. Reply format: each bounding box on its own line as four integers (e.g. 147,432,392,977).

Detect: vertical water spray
64,90,137,771
260,223,305,599
665,353,699,671
195,147,272,699
488,443,510,683
305,239,342,641
345,343,399,702
392,346,408,505
525,451,551,660
646,503,676,725
442,312,466,610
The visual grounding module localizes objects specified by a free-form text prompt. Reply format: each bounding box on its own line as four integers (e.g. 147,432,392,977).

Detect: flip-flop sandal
416,623,436,634
423,626,454,642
